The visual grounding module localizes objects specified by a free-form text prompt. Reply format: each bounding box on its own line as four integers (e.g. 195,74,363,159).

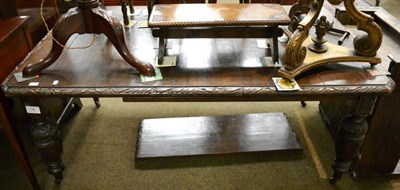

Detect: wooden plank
136,112,301,158
148,4,290,27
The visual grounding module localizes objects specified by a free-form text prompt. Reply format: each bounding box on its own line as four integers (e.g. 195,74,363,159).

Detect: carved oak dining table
1,6,395,184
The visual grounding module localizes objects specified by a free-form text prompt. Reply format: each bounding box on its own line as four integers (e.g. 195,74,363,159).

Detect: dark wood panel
0,17,30,82
17,7,58,48
0,16,30,126
0,15,39,189
0,16,30,127
137,112,301,158
0,0,18,18
14,0,56,8
0,31,30,82
10,0,59,48
103,0,122,6
158,0,206,3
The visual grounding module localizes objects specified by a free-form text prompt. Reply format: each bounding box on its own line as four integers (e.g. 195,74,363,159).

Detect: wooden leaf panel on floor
137,113,301,158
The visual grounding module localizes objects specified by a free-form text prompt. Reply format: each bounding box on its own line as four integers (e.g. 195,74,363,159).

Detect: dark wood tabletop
1,7,394,100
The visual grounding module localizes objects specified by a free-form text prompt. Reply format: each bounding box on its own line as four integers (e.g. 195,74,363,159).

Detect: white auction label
28,82,39,86
25,106,41,114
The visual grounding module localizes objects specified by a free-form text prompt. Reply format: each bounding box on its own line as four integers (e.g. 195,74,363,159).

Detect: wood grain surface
1,7,394,99
137,112,301,158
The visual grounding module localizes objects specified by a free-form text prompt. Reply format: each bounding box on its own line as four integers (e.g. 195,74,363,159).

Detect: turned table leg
22,98,64,184
128,0,134,14
157,29,167,65
272,26,279,64
121,0,129,26
330,96,377,184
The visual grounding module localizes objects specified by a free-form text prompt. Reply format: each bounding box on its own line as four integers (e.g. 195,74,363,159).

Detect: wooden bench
148,3,290,65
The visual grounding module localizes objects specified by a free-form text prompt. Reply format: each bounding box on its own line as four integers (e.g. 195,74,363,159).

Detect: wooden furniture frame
147,3,290,65
0,16,40,189
1,6,395,184
320,6,400,178
14,0,60,49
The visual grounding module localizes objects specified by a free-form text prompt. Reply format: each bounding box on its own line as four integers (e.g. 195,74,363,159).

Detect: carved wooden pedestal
22,0,155,77
280,0,383,79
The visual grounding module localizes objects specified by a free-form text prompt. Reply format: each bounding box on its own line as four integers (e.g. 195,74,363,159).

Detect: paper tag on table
138,21,148,28
121,20,137,28
362,65,391,76
14,72,39,82
25,106,41,114
272,77,301,91
140,67,163,82
28,82,39,86
156,56,177,67
261,57,275,67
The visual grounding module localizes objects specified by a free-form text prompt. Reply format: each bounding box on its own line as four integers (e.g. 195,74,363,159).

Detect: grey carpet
2,100,399,189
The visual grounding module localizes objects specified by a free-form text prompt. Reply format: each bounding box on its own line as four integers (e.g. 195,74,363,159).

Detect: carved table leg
23,0,155,78
157,29,166,65
128,0,134,14
121,0,129,26
22,98,64,184
375,0,380,6
329,96,377,184
272,26,279,64
93,97,101,107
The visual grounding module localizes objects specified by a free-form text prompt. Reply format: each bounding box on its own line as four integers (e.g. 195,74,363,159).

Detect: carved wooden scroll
279,0,383,79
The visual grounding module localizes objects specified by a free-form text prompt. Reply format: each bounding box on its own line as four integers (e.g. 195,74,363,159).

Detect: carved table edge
1,80,395,98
